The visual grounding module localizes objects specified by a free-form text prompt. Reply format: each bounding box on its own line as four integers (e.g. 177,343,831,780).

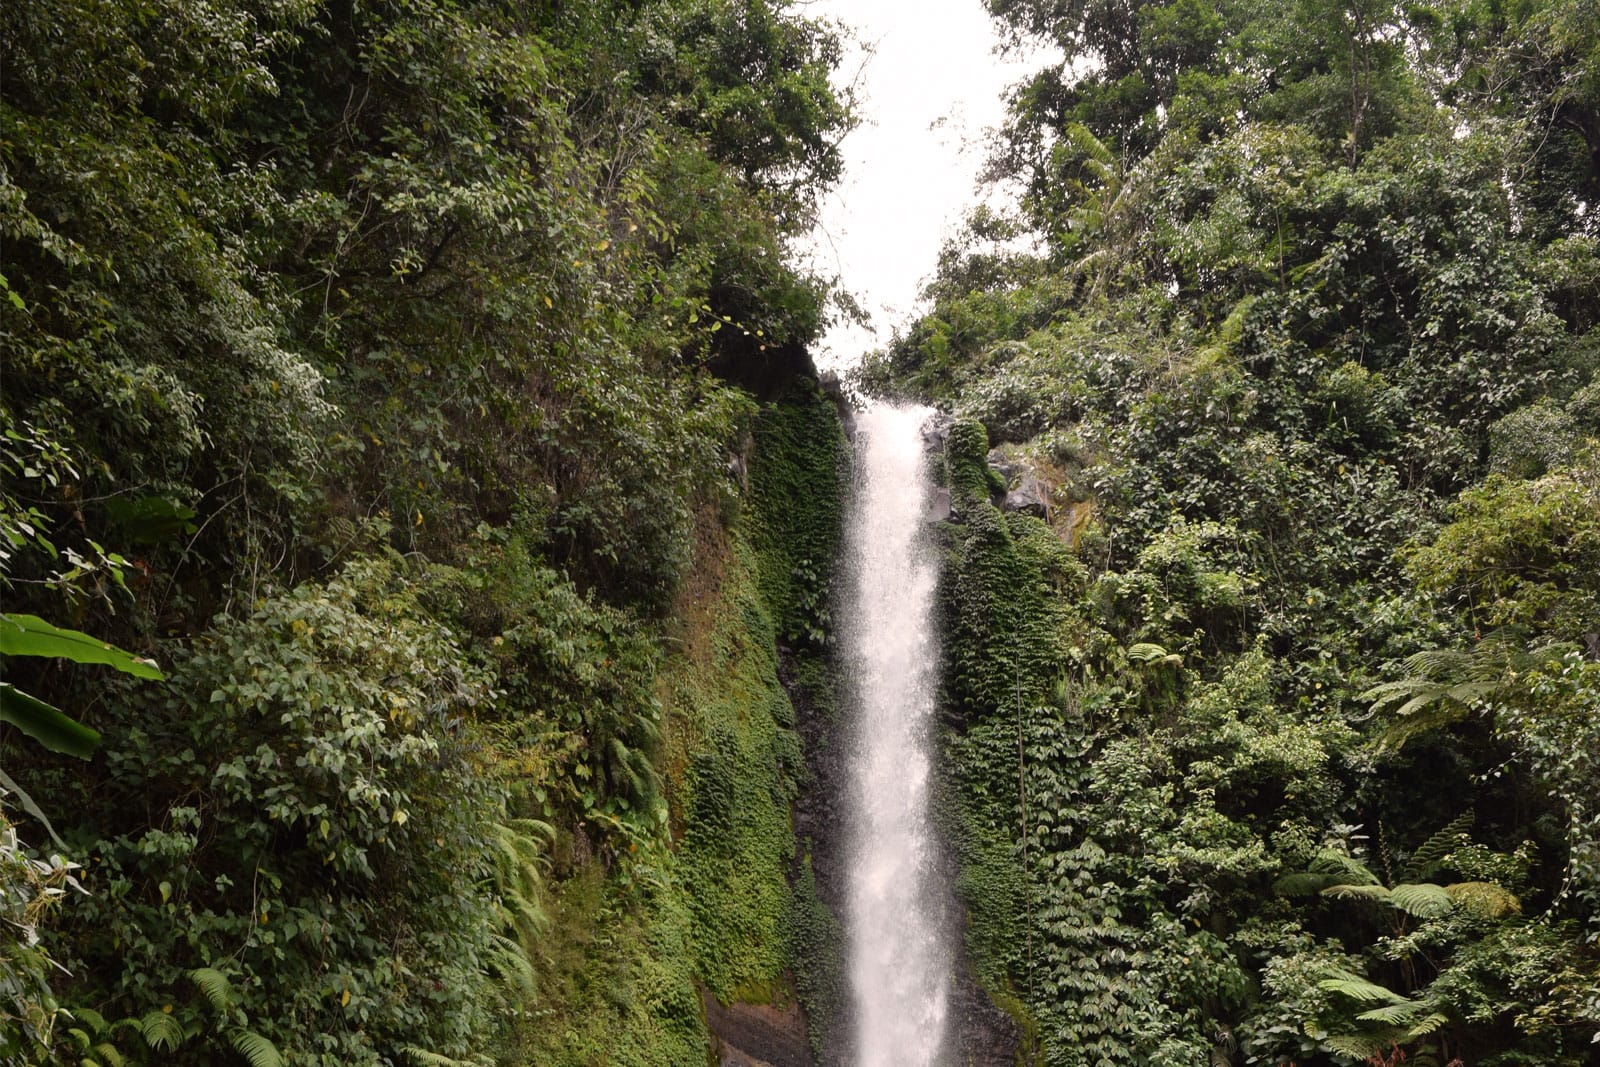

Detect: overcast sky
796,0,1047,374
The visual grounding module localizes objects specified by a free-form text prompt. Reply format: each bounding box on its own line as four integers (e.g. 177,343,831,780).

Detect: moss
747,380,850,649
525,384,849,1062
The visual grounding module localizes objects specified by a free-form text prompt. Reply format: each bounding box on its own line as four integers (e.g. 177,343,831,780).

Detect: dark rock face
706,991,813,1067
781,646,850,1065
921,411,956,454
1003,471,1050,518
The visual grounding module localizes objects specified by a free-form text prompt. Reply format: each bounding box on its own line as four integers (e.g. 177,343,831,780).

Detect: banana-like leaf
0,613,163,679
0,682,101,758
0,765,65,848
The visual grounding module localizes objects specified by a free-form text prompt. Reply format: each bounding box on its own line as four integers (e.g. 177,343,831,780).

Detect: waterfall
843,403,949,1066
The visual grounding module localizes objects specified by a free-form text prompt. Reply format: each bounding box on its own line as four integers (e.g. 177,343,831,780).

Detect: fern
1389,882,1455,918
1356,998,1435,1026
401,1047,488,1067
1403,811,1474,882
1322,883,1392,903
138,1010,183,1052
1318,968,1407,1004
1406,1011,1451,1039
228,1028,284,1067
1326,1032,1391,1060
189,967,236,1012
1310,850,1381,884
1445,881,1521,918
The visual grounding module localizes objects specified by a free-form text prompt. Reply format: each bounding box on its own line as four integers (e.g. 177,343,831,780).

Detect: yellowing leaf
341,989,351,1007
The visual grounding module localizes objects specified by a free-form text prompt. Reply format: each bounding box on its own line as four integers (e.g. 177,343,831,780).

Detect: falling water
843,403,949,1066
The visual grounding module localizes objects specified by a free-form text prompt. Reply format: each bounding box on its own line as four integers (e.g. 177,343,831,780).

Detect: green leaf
229,1028,284,1067
0,765,66,848
1318,968,1408,1004
0,682,102,757
1389,882,1454,918
105,495,197,544
189,967,234,1012
0,614,164,679
138,1011,183,1052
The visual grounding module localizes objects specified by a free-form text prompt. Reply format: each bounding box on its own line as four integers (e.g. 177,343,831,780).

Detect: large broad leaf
0,682,101,757
0,765,65,848
0,614,163,679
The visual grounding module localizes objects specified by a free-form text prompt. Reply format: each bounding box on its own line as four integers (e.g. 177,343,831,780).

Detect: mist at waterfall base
841,404,951,1066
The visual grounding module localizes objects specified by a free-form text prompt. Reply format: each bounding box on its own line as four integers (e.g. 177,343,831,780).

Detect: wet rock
986,447,1019,484
920,412,955,454
1003,471,1050,518
705,990,812,1067
926,487,952,522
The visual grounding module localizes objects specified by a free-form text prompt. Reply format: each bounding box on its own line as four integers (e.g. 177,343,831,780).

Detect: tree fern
1445,881,1521,918
1362,639,1532,751
1402,811,1473,882
1389,882,1455,918
1322,883,1392,903
1318,968,1408,1004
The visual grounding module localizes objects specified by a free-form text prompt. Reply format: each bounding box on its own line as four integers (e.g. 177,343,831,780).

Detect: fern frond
1310,850,1382,884
93,1042,126,1067
1403,812,1473,882
1127,642,1170,663
1356,998,1433,1025
401,1047,483,1067
68,1006,110,1034
1389,882,1454,919
486,933,537,1000
1273,871,1340,896
1325,1033,1389,1060
1373,700,1476,753
1317,969,1407,1004
1322,883,1392,903
138,1011,184,1052
1446,881,1521,918
1406,1011,1451,1039
189,967,235,1012
228,1027,284,1067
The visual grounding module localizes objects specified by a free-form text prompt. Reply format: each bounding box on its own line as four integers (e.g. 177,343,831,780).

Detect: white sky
796,0,1048,374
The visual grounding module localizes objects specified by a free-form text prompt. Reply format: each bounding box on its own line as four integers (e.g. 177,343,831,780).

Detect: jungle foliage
863,0,1600,1064
1,0,851,1062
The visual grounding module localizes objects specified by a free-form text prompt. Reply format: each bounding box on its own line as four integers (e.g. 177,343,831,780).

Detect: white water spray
843,404,949,1066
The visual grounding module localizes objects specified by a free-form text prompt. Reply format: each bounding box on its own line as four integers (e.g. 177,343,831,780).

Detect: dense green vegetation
1,1,851,1062
866,0,1600,1064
